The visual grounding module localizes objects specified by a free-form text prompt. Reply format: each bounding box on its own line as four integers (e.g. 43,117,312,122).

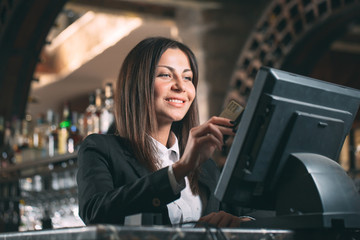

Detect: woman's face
154,48,196,127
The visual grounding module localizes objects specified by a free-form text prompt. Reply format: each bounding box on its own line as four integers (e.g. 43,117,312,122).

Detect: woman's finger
198,211,228,227
203,116,235,137
191,123,223,143
218,124,235,136
208,116,234,127
217,214,233,228
199,211,246,228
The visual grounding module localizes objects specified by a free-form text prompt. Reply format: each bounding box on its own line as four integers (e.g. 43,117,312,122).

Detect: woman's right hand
197,211,254,228
172,116,234,181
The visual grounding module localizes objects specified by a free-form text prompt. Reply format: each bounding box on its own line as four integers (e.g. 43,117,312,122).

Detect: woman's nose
172,75,185,92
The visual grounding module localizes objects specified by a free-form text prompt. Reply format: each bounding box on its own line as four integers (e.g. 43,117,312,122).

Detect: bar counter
0,224,359,240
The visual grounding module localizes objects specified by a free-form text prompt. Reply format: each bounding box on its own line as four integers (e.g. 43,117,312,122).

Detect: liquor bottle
1,121,15,168
41,209,52,230
20,118,30,150
0,116,4,148
32,115,41,149
33,114,47,157
77,113,86,138
45,110,58,157
85,91,100,136
12,117,23,163
100,83,114,134
67,111,82,153
84,93,95,136
58,102,71,155
0,116,5,167
94,88,102,134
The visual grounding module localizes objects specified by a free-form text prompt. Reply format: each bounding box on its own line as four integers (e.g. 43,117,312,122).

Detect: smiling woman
76,37,250,227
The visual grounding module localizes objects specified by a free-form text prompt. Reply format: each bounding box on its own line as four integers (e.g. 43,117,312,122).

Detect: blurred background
0,0,359,232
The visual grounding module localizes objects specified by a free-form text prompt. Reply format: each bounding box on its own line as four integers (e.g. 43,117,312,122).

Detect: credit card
219,99,244,126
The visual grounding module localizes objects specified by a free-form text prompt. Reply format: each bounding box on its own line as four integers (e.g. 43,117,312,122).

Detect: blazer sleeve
76,134,180,225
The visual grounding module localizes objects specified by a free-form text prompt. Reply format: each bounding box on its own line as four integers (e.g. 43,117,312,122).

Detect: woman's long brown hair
114,37,200,194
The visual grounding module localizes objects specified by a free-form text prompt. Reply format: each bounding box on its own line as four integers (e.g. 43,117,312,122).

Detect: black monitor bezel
214,66,360,210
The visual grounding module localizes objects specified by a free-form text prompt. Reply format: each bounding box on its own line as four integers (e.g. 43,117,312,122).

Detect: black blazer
77,134,222,225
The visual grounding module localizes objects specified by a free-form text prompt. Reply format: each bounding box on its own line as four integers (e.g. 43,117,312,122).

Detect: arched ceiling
0,0,359,125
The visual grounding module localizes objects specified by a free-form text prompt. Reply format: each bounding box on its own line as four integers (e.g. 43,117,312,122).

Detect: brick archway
226,0,360,105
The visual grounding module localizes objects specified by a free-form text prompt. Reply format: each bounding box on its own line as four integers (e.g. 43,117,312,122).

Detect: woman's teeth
168,99,184,103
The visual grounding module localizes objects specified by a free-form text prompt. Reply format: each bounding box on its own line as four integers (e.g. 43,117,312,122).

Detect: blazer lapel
123,151,151,178
114,136,151,178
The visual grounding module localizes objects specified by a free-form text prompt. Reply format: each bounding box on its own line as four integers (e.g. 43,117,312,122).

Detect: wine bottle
100,83,114,134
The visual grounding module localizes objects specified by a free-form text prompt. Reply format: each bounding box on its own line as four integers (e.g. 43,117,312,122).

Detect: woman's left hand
197,211,253,228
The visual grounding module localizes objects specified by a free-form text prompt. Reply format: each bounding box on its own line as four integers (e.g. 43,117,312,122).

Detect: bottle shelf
0,152,82,232
0,82,114,232
21,186,78,204
0,152,78,181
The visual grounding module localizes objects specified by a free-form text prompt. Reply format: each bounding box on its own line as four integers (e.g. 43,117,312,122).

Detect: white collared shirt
152,135,202,226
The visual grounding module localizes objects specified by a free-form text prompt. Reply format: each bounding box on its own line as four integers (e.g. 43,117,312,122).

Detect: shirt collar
151,132,180,163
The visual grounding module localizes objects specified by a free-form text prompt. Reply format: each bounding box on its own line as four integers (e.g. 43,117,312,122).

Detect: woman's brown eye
159,73,171,78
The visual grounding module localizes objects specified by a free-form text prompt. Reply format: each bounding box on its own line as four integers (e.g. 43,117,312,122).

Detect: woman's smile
165,97,186,105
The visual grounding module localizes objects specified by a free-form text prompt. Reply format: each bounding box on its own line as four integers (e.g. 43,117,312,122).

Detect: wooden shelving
0,152,77,182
